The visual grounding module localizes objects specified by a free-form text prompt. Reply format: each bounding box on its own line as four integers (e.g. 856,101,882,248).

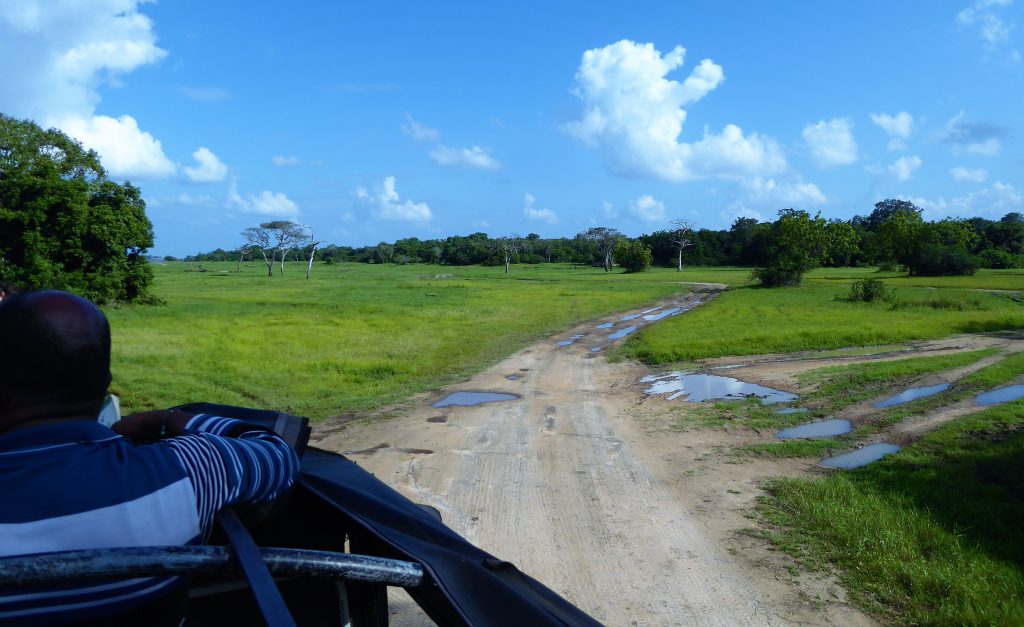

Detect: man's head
0,290,112,426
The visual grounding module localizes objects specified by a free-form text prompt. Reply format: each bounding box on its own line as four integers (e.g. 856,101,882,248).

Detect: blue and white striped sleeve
164,414,300,534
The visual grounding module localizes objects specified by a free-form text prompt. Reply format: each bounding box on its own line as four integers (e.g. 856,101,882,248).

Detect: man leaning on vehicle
0,290,300,626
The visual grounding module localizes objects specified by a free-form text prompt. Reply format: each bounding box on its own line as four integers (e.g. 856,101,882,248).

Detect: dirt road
313,287,871,625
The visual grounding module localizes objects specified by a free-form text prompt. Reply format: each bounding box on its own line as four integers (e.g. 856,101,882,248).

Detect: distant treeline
181,200,1024,273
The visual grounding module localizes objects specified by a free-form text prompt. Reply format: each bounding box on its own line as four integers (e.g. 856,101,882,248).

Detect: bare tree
496,234,521,273
242,226,274,276
236,244,250,273
261,221,305,274
581,227,622,271
669,219,694,272
302,225,321,279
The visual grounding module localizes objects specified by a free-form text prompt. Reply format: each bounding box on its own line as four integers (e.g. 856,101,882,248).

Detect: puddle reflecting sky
643,307,682,321
976,384,1024,405
821,443,900,469
775,407,809,414
776,419,851,439
641,373,798,404
874,383,949,408
557,340,574,347
595,322,614,329
608,325,638,340
433,391,520,408
620,314,641,322
641,306,663,314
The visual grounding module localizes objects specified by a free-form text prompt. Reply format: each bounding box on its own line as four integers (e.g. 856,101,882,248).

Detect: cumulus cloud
803,118,858,167
522,193,558,223
957,0,1019,60
939,111,1008,156
429,145,501,170
272,155,301,166
950,166,988,182
0,1,179,178
907,181,1022,218
870,111,914,150
401,113,440,142
184,147,228,183
601,200,618,219
628,195,666,221
58,114,176,179
889,155,923,181
355,177,431,222
565,39,786,182
742,177,826,206
227,179,299,218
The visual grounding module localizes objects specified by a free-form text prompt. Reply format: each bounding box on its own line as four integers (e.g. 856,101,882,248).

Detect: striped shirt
0,414,300,625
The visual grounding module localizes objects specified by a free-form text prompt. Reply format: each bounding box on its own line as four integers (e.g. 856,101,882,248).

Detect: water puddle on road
433,391,520,408
620,314,641,322
505,374,521,381
557,340,574,347
821,443,901,470
643,307,682,321
607,326,638,340
775,419,852,439
976,384,1024,405
595,322,614,329
641,306,664,314
874,383,950,408
591,346,602,353
641,373,798,404
571,334,585,340
775,407,809,415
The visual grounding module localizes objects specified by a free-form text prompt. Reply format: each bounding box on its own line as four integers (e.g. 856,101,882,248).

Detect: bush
905,245,980,276
842,278,895,303
613,240,652,273
750,263,804,287
978,248,1023,269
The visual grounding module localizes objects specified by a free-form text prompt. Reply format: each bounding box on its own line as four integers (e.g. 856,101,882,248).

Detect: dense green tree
751,209,827,287
613,239,652,272
0,114,154,303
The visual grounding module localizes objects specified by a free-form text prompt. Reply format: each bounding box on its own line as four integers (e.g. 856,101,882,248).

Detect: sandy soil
313,287,879,626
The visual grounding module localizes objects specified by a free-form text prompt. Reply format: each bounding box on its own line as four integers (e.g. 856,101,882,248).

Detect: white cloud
0,1,178,179
228,179,299,218
58,114,176,178
802,118,858,167
957,0,1019,59
601,200,618,219
628,195,666,221
522,193,559,223
950,166,988,182
184,147,227,183
175,192,215,206
887,138,909,151
401,113,440,142
742,177,826,206
565,39,786,182
870,111,914,138
272,155,301,166
889,155,923,181
355,176,432,222
429,145,501,170
940,111,1008,156
907,181,1022,218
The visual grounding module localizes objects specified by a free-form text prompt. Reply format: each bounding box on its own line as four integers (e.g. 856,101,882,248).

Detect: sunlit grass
106,261,687,419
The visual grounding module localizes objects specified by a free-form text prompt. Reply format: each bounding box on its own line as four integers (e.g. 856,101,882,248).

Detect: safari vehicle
0,404,599,627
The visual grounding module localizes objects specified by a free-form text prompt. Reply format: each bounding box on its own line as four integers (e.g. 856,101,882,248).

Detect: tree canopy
0,114,155,303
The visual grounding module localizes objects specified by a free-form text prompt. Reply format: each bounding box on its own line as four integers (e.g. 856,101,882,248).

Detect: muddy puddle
591,346,602,353
557,340,574,347
433,391,520,408
641,373,798,404
775,419,851,440
643,307,682,321
821,443,900,470
620,314,641,322
641,306,663,314
608,325,638,340
976,384,1024,405
595,322,614,329
775,407,809,415
874,383,949,408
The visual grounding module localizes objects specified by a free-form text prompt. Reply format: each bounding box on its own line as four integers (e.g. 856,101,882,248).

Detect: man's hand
112,409,194,442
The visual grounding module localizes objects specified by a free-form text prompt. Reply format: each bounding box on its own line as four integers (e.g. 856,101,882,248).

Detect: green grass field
621,268,1024,364
105,261,687,418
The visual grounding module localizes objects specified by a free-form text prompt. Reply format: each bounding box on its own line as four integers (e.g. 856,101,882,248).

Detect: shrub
842,278,895,303
905,245,980,276
978,248,1023,269
751,264,804,287
613,240,652,273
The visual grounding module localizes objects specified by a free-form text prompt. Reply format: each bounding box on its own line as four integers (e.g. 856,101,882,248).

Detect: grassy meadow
105,261,686,418
621,267,1024,363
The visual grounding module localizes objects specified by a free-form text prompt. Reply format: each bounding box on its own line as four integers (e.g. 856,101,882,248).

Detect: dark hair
0,291,111,405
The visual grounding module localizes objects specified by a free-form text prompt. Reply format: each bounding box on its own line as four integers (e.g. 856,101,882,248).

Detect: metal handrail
0,546,424,588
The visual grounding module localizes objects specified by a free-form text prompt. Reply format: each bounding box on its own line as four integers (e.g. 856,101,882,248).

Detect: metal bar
0,547,424,588
217,509,297,627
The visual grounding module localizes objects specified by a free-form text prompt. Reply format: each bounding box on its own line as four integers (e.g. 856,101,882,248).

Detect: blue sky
2,0,1021,255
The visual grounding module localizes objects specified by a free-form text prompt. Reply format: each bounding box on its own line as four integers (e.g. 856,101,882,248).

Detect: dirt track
313,287,876,626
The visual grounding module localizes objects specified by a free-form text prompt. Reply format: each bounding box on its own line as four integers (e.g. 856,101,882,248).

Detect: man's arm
114,410,300,535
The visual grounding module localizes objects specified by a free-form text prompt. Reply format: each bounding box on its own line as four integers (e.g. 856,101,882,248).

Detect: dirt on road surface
313,287,873,626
